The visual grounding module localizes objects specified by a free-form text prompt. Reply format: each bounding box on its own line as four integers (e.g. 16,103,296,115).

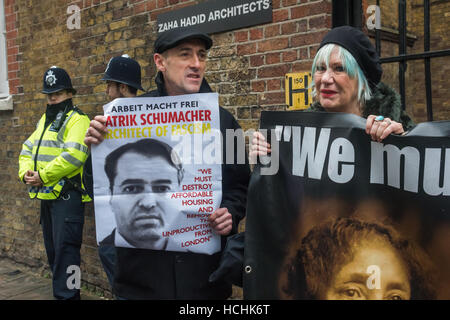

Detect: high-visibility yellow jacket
19,106,91,201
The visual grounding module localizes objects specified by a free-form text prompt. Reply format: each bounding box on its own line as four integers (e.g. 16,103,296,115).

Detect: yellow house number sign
285,72,312,110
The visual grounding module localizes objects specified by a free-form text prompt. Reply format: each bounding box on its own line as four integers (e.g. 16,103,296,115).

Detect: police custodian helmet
101,54,144,91
42,66,77,95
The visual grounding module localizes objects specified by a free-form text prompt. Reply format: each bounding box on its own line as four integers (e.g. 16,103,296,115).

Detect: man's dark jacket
84,73,250,299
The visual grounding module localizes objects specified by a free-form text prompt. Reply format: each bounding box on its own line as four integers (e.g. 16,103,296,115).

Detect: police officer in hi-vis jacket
19,66,91,300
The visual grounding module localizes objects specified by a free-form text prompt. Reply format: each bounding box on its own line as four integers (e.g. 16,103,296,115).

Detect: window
332,0,450,122
0,0,8,96
0,0,12,110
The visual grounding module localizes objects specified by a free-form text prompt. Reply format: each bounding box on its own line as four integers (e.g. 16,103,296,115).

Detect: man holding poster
84,28,250,299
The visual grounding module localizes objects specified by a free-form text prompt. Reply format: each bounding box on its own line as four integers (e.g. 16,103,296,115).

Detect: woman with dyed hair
250,26,414,156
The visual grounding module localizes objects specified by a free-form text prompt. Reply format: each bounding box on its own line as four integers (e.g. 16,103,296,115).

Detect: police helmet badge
45,70,57,87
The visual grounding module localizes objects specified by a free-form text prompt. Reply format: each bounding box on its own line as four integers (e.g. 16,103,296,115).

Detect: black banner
157,0,272,34
244,111,450,300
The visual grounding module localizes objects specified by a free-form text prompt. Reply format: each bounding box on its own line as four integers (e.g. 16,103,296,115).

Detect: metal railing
376,0,450,121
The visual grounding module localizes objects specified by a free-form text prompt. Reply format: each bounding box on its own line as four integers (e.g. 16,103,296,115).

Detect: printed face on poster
91,93,222,255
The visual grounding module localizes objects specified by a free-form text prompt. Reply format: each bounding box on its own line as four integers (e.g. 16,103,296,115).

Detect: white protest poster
91,93,222,255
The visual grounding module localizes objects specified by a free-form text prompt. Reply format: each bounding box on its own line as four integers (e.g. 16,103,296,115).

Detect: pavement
0,258,103,300
0,258,245,301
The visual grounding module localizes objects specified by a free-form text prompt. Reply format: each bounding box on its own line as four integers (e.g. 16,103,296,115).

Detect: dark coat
308,82,415,130
85,73,250,299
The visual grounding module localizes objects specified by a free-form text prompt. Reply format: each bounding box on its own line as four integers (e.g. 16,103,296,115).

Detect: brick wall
208,0,332,131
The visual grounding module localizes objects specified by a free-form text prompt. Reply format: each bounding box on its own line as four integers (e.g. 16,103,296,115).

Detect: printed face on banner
110,153,180,250
324,238,411,300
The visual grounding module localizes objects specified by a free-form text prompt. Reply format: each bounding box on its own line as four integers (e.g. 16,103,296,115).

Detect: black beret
319,26,382,90
154,27,213,54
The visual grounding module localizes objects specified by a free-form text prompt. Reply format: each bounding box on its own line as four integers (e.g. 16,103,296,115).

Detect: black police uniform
83,73,250,299
97,55,144,288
